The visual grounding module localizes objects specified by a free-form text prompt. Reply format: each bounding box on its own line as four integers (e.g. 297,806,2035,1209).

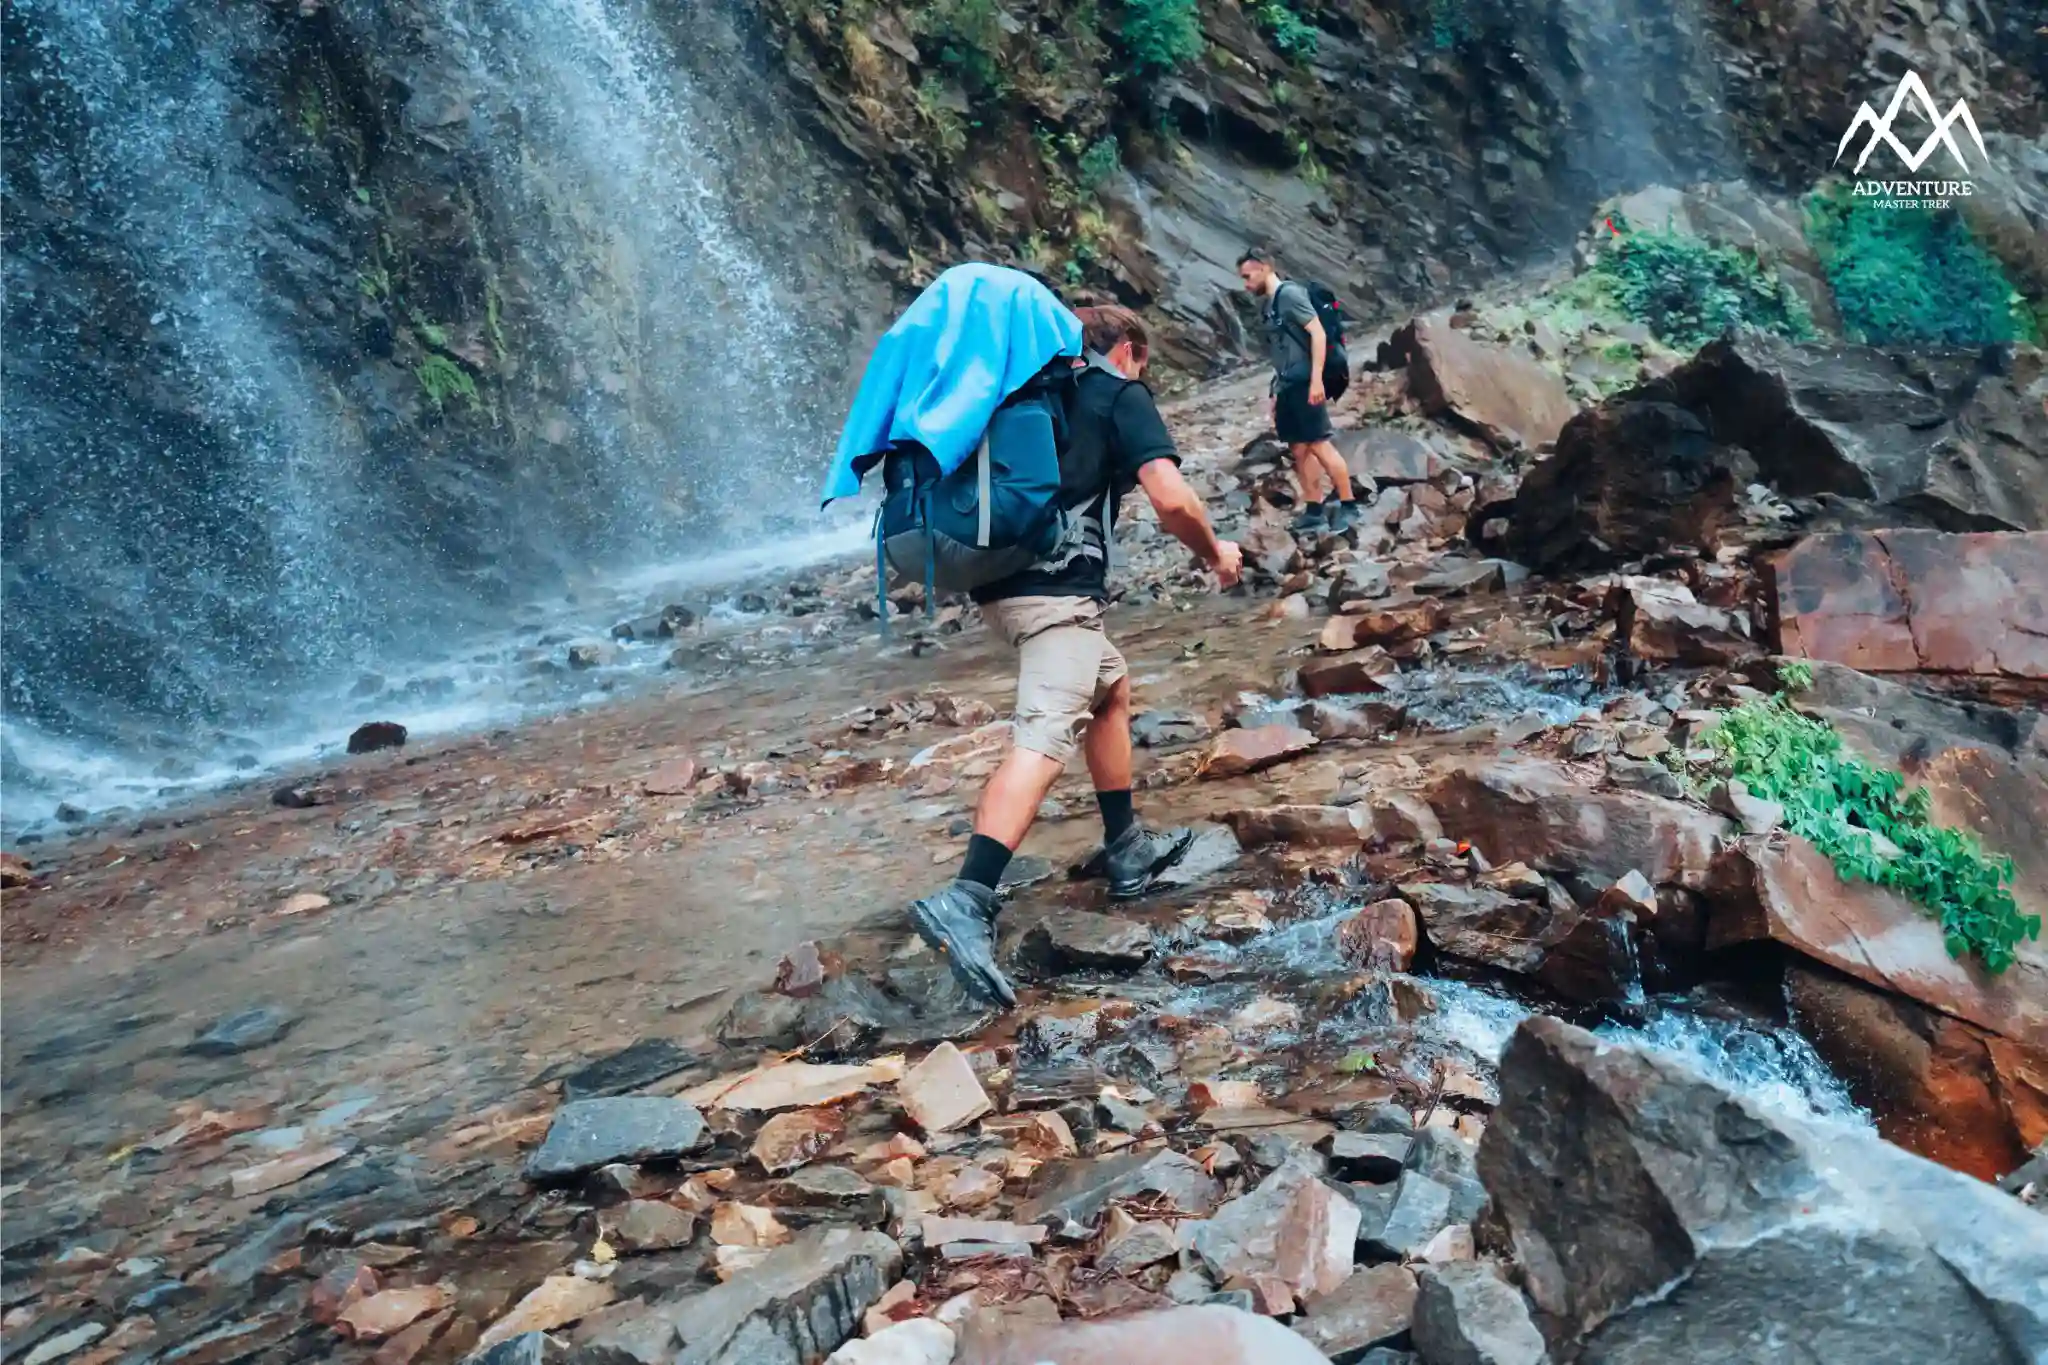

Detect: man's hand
1210,540,1243,590
1307,378,1327,406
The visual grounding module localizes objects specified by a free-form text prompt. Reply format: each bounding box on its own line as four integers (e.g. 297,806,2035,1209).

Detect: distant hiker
1236,248,1360,533
823,273,1240,1008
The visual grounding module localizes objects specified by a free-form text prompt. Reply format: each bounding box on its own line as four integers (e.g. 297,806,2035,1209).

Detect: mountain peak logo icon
1835,71,1987,174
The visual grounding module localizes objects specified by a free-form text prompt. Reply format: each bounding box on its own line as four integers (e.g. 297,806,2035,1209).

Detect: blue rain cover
821,263,1082,506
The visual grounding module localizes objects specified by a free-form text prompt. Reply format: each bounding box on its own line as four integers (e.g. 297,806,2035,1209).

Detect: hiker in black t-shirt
907,306,1243,1009
1237,247,1363,534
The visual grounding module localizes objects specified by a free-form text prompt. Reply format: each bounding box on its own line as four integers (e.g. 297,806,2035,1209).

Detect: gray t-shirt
1263,280,1319,389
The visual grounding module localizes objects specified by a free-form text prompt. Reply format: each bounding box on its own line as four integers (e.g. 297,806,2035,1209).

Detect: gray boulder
526,1098,709,1181
1479,1016,2048,1363
1412,1262,1546,1365
580,1227,901,1364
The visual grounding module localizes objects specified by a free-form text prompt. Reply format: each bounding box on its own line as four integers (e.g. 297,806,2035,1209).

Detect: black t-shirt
973,362,1181,603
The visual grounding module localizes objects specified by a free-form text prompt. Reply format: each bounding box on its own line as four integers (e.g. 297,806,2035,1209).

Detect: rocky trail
6,291,2048,1365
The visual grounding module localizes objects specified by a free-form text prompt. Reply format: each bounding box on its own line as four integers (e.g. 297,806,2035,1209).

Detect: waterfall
0,0,875,834
1545,0,1742,198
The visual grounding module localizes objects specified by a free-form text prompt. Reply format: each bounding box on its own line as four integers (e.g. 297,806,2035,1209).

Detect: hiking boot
1326,498,1364,533
908,879,1016,1009
1289,498,1333,535
1101,823,1197,900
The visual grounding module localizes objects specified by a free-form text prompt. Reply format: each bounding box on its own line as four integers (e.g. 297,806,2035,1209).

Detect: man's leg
1309,439,1355,504
1080,647,1194,899
908,598,1104,1007
1290,444,1328,504
1289,442,1332,533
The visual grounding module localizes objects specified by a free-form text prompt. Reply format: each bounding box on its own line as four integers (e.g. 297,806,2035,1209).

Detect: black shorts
1274,380,1334,444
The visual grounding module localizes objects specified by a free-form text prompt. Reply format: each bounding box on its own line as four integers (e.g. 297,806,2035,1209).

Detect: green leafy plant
1427,0,1473,49
1116,0,1204,72
1700,696,2038,972
1255,0,1319,58
913,76,969,157
296,85,326,140
1778,659,1814,693
1078,135,1123,192
414,354,479,415
407,307,450,349
921,0,1008,94
1804,186,2037,346
1589,221,1818,350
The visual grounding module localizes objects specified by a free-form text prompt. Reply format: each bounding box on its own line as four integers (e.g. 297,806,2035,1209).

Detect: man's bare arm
1303,313,1328,404
1138,458,1241,588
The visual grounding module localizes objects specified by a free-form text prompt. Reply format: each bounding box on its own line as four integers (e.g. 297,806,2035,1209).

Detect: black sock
1096,789,1136,843
959,833,1012,891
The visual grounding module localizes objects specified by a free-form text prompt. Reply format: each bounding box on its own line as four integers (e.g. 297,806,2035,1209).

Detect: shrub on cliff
1588,221,1817,351
1116,0,1204,71
1803,186,2038,347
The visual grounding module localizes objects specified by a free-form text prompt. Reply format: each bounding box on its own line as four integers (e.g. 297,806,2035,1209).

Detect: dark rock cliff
752,0,2047,368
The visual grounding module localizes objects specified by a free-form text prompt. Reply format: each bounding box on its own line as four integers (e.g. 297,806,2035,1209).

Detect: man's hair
1236,247,1274,267
1075,304,1149,361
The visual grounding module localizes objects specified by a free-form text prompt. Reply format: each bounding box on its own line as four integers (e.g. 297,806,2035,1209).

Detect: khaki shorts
980,596,1128,763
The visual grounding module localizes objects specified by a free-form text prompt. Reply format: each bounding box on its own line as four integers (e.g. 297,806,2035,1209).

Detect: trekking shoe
1289,498,1333,535
1326,498,1364,533
908,879,1016,1009
1102,823,1197,900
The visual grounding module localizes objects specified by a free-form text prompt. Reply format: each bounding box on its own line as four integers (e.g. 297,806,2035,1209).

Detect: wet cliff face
757,0,2046,369
2,0,885,776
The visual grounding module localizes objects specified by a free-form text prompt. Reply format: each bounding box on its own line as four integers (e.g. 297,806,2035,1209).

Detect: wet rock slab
582,1227,902,1364
1020,909,1155,972
526,1097,709,1181
1021,1147,1225,1226
187,1005,298,1056
1481,1016,2048,1361
559,1038,697,1100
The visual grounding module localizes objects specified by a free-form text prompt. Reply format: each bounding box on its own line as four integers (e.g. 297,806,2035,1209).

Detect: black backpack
1302,280,1351,401
1296,279,1351,400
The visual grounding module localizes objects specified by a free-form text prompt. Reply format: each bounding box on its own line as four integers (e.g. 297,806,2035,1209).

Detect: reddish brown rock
1197,726,1318,780
1241,519,1305,578
1400,882,1564,975
750,1109,846,1175
1298,649,1398,699
1786,965,2043,1182
1612,582,1760,666
1392,314,1579,454
1768,530,2048,689
773,941,830,998
1221,805,1371,849
337,1287,450,1342
1323,599,1449,651
1338,899,1421,970
0,853,31,888
643,757,700,795
1371,793,1444,846
1703,838,2048,1052
1426,758,1728,888
898,1042,991,1133
312,1264,381,1325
